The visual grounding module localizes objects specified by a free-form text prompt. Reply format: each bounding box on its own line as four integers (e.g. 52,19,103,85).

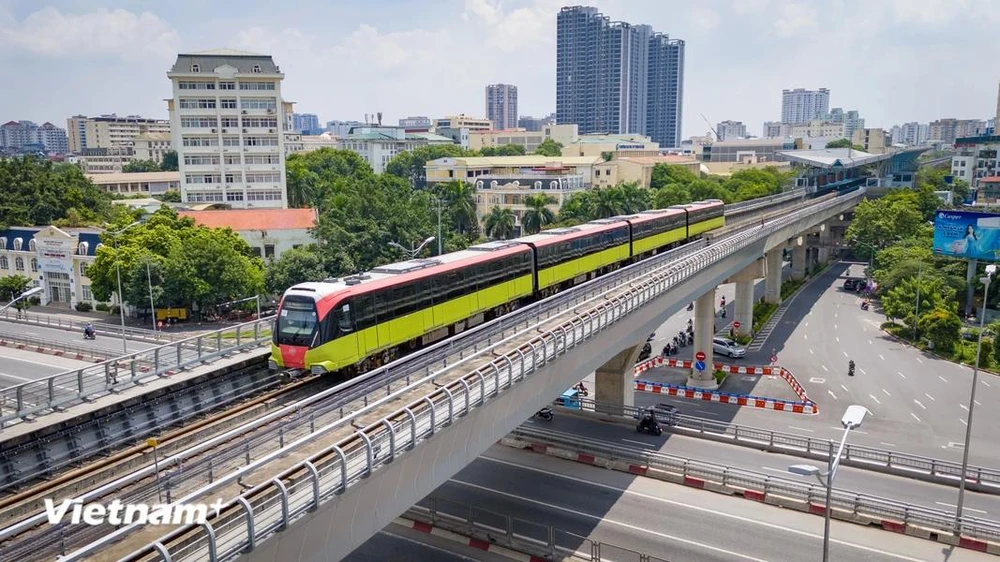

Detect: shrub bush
110,305,121,315
713,370,727,385
75,302,92,312
28,296,41,305
95,302,110,312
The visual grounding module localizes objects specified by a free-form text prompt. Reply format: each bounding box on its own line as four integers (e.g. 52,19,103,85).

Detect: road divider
502,427,1000,554
0,336,111,363
632,355,817,414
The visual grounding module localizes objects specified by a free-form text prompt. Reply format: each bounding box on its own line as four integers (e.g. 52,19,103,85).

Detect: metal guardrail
511,427,1000,542
0,317,275,428
567,397,1000,492
0,308,179,343
0,332,118,361
406,496,671,562
723,187,806,215
72,188,864,562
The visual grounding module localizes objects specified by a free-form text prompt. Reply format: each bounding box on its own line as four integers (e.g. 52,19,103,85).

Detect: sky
2,0,999,138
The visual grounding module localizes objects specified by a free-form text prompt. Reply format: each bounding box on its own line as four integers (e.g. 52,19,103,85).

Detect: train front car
685,199,726,237
270,285,326,372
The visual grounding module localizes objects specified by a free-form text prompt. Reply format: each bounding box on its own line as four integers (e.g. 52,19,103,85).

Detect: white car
713,337,746,358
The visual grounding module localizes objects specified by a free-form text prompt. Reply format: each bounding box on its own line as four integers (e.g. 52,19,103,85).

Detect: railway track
0,195,834,560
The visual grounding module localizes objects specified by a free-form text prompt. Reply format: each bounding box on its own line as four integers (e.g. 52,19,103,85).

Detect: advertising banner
933,210,1000,261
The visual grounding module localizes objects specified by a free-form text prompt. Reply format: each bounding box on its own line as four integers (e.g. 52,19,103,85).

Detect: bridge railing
0,332,118,361
508,427,1000,542
723,187,806,216
0,317,275,428
0,308,181,343
72,189,865,562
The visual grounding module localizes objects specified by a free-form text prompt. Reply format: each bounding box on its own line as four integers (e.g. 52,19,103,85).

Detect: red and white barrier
393,517,548,562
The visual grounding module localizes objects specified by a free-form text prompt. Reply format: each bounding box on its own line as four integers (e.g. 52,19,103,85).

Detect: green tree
951,179,971,203
434,180,478,238
158,190,182,203
650,163,699,189
845,197,926,258
654,183,692,207
0,156,114,228
160,150,179,172
265,246,330,295
917,307,962,351
122,159,161,173
617,181,652,213
0,275,34,312
285,148,374,208
522,194,556,234
825,138,865,151
589,188,624,218
385,144,478,188
483,206,515,240
556,191,594,224
533,139,563,157
882,276,954,330
480,144,526,156
688,178,733,202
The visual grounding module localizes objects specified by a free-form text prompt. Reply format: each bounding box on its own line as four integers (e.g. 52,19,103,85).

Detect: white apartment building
133,132,173,162
339,126,453,173
788,119,845,140
166,49,290,209
781,88,830,124
485,84,518,130
86,171,180,196
762,121,792,139
715,120,747,141
66,114,171,153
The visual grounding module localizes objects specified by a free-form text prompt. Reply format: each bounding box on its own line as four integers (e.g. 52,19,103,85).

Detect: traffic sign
733,321,741,329
770,354,778,363
694,360,706,372
695,351,706,361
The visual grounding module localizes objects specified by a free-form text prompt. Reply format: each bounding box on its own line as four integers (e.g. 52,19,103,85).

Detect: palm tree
589,188,624,219
441,181,478,236
522,194,556,234
483,206,515,240
617,181,651,214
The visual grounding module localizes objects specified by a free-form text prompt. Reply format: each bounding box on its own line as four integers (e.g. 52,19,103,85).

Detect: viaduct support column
735,279,754,338
688,290,718,389
818,224,831,264
595,344,642,408
791,242,807,281
764,249,783,305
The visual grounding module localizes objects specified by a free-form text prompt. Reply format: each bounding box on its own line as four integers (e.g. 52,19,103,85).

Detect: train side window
338,302,354,334
354,293,376,330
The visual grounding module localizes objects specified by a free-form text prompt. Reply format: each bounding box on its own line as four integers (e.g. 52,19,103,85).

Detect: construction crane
700,113,721,141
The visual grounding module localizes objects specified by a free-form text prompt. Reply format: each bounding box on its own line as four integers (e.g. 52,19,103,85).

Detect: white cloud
773,3,819,37
0,7,180,61
692,7,721,31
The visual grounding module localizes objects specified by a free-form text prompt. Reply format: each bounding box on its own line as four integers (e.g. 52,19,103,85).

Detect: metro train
270,199,725,376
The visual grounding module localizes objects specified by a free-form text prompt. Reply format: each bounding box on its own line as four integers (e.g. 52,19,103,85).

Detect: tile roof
615,155,698,165
776,148,890,169
178,208,317,231
429,155,602,167
86,171,180,184
171,51,279,74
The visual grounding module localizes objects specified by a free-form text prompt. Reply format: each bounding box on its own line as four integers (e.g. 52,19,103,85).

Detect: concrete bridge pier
595,343,643,408
818,223,832,264
687,290,718,389
790,238,807,281
729,259,763,339
764,249,783,304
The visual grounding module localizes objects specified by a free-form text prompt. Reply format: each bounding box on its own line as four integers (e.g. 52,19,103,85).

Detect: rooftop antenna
377,112,383,126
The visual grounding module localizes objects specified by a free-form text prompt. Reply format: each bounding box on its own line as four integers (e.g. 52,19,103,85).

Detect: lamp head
788,464,821,477
841,404,868,429
423,236,436,245
20,287,43,298
987,264,997,277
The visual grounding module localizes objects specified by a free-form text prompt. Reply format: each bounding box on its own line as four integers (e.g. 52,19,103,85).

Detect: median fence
0,308,178,344
59,189,862,562
631,355,818,414
0,317,275,428
504,427,1000,554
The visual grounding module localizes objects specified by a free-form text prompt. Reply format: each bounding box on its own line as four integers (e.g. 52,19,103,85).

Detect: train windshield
275,297,319,347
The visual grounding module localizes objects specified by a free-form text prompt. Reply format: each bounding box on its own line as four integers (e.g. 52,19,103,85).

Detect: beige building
435,114,493,131
562,133,660,158
593,155,700,188
425,155,602,185
852,128,889,154
86,171,181,196
133,132,173,162
0,226,104,308
468,124,578,154
789,119,845,140
66,114,171,153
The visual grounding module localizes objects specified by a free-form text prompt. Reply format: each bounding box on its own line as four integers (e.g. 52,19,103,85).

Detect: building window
181,117,218,128
238,82,274,91
220,117,240,128
190,64,200,72
220,98,237,109
264,244,275,258
78,241,89,255
0,256,7,269
81,262,88,276
219,82,235,90
15,257,24,271
226,191,245,202
30,258,38,272
82,285,93,301
178,81,216,90
251,247,262,257
252,65,262,73
240,98,277,110
13,237,22,251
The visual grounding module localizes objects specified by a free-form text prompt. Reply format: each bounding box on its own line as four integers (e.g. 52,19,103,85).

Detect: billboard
933,210,1000,261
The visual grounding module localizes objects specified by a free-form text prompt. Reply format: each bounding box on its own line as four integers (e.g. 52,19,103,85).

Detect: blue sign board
933,210,1000,262
694,360,706,372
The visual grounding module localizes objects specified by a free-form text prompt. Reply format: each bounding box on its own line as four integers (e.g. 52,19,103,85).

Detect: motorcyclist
848,359,855,376
84,322,94,338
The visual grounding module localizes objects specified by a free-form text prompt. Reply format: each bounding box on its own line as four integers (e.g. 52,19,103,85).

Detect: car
843,277,865,291
633,403,679,425
713,337,746,358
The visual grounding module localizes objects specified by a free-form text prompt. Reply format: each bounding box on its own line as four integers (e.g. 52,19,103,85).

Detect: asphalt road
346,524,515,562
663,260,1000,467
0,320,157,356
428,445,994,562
524,415,1000,517
0,346,94,386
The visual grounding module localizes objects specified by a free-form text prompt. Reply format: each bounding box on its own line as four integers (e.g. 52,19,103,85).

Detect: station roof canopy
776,148,892,170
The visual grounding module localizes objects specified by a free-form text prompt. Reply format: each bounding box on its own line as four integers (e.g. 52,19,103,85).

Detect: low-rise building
696,138,803,163
74,148,136,174
593,155,700,188
562,133,660,158
300,133,338,153
468,124,578,154
952,135,999,193
177,208,317,260
434,114,493,147
852,128,889,154
789,120,845,141
715,121,747,141
425,155,603,186
762,121,791,139
0,226,103,308
339,126,452,173
86,171,181,196
132,132,173,163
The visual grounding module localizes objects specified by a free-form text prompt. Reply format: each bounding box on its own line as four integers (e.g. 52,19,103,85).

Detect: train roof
285,240,530,303
614,207,687,225
514,219,629,248
684,199,725,210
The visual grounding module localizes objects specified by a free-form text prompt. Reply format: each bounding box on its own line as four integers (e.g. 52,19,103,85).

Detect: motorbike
861,301,870,311
686,333,694,346
535,407,554,421
848,362,855,377
83,329,96,340
636,414,663,436
687,302,694,312
574,383,589,397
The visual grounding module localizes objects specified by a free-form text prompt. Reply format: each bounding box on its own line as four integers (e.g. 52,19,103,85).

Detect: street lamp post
0,287,43,315
109,221,142,355
145,260,157,332
788,405,869,562
913,259,923,341
219,295,262,320
956,264,996,533
433,198,444,256
388,236,436,260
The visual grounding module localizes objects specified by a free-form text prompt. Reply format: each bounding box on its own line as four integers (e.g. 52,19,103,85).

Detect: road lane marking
821,365,828,372
621,439,656,447
859,368,867,375
804,334,808,340
834,312,838,318
869,394,881,405
695,409,719,417
898,371,906,379
379,530,484,562
882,389,890,396
914,400,926,409
879,354,885,360
916,357,923,364
842,351,848,357
810,349,814,355
935,502,987,515
827,390,837,400
983,380,992,388
841,384,849,392
834,325,837,330
868,340,873,345
975,400,982,406
880,442,897,447
960,418,968,426
924,393,935,402
476,457,930,561
804,322,808,327
788,426,814,433
960,404,968,411
911,413,921,422
835,337,839,342
938,375,947,382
